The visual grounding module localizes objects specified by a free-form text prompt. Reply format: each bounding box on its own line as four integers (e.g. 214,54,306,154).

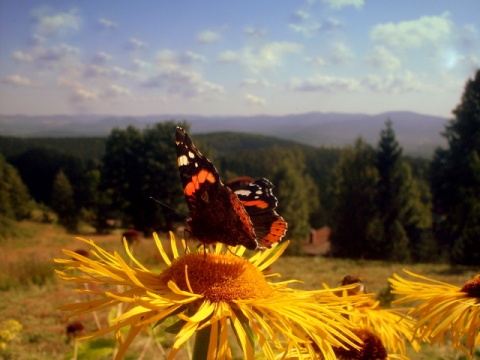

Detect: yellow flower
0,319,22,350
55,233,362,360
390,270,480,357
325,276,419,357
348,300,419,356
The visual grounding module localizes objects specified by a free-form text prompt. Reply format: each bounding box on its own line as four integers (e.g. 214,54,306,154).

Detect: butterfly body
175,126,287,250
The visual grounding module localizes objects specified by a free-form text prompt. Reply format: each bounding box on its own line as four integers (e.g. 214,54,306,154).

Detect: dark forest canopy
0,131,319,160
0,136,106,161
0,124,431,253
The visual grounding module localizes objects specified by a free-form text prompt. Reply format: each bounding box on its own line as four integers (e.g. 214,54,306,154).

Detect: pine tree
51,170,78,233
0,153,32,220
431,70,480,265
397,162,435,262
271,148,318,255
375,120,407,260
330,138,379,258
373,120,433,262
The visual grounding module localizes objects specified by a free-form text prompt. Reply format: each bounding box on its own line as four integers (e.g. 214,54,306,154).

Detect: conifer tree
271,148,318,254
51,170,79,233
0,153,33,220
375,120,407,260
374,120,433,262
330,138,379,258
431,70,480,264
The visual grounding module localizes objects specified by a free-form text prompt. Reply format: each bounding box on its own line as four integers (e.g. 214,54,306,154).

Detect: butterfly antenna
149,197,188,219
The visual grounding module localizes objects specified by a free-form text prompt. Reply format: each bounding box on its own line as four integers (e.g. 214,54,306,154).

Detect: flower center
333,329,387,360
460,274,480,297
159,253,274,302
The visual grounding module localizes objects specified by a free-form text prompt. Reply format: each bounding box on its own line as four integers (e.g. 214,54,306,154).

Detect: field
0,221,479,360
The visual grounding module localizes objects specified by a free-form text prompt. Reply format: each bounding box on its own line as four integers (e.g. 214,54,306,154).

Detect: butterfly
175,126,287,250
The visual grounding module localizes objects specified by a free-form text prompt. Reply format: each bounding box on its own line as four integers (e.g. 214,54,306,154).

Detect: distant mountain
0,111,449,157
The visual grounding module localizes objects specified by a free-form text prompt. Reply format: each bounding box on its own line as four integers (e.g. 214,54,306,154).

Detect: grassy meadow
0,221,479,359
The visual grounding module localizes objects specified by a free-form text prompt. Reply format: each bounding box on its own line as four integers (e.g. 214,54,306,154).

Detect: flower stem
192,325,211,360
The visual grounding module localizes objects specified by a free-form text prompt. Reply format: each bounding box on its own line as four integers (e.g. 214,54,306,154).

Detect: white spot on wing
178,155,189,166
188,151,195,159
235,190,251,197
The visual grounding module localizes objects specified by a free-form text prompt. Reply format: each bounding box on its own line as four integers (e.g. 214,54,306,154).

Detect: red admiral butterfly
175,126,287,250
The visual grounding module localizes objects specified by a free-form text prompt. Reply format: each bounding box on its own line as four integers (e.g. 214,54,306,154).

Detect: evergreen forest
2,70,480,265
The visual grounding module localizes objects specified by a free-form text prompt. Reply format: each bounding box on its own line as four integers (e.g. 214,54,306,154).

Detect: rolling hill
0,111,449,157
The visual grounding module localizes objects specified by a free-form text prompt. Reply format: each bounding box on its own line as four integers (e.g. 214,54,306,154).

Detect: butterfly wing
234,178,288,249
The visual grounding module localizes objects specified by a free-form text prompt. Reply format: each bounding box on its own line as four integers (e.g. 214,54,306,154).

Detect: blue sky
0,0,479,117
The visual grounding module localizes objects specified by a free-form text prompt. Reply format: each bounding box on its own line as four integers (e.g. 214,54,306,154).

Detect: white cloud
291,9,311,23
329,42,354,65
305,55,326,66
218,50,238,63
83,63,138,81
289,23,320,37
244,27,267,39
182,51,206,63
126,38,148,51
240,78,270,88
289,9,321,37
31,7,82,36
319,18,344,34
111,66,137,78
97,18,118,31
321,0,364,10
370,13,452,49
245,42,303,72
459,54,480,76
456,24,478,53
143,68,224,98
361,71,424,93
66,83,131,108
101,84,131,100
143,48,220,98
1,74,33,87
29,34,45,46
219,42,303,73
289,15,343,37
156,49,205,72
365,46,402,70
69,87,97,106
57,76,83,89
289,71,422,94
289,75,359,92
245,93,266,106
37,44,80,62
197,30,220,44
92,51,112,64
83,64,109,78
133,58,150,69
27,43,81,71
12,51,33,63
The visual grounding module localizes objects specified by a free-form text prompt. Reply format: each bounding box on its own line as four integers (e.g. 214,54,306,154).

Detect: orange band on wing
198,169,216,184
184,170,216,196
184,182,196,197
258,218,288,248
241,200,269,209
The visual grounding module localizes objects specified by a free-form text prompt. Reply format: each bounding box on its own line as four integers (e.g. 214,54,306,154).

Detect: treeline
1,70,480,265
0,136,106,161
